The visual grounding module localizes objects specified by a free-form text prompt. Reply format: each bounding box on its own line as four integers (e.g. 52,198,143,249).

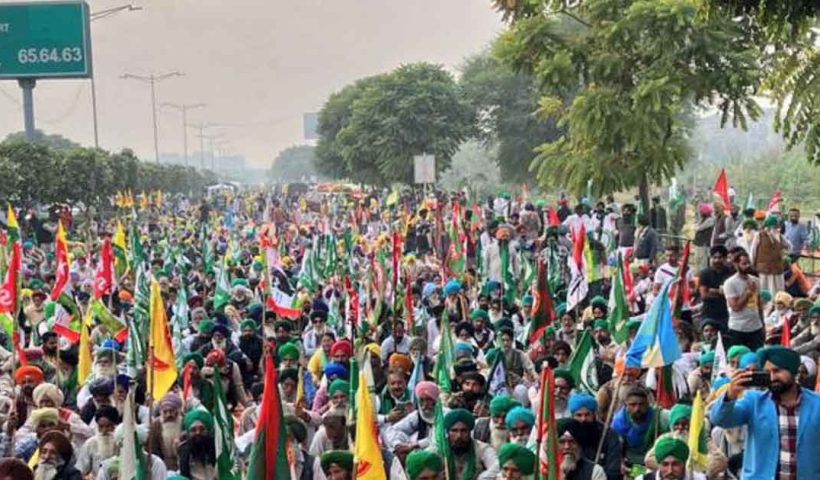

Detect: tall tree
271,145,318,181
493,0,761,209
460,51,562,184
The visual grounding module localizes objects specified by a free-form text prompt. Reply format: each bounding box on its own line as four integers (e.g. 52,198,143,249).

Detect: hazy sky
0,0,502,168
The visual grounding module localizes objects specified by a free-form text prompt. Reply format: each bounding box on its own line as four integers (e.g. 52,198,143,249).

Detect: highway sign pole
18,78,35,142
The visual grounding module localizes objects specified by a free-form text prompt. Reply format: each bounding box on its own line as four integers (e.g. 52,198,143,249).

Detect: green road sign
0,1,92,79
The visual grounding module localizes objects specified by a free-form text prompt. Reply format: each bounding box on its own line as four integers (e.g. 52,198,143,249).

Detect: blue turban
505,406,535,429
443,279,461,296
454,342,473,358
422,282,438,299
739,352,759,370
568,392,598,415
324,362,349,380
555,303,567,316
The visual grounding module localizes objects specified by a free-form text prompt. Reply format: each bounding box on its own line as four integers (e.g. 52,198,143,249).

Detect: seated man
557,418,607,480
637,437,705,480
426,409,497,479
611,386,664,466
498,443,536,480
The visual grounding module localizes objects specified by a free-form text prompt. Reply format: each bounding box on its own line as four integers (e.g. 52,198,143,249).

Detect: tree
2,130,82,151
460,51,562,184
494,0,761,211
272,145,318,181
0,141,60,208
438,141,501,199
316,63,474,184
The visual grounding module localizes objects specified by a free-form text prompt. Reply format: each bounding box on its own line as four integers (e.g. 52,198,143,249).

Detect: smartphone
746,371,771,388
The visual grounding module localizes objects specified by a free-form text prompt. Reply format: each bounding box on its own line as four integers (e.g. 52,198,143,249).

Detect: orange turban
388,353,413,374
15,365,44,385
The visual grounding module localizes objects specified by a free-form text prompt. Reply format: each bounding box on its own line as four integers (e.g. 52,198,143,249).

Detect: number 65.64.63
17,47,82,64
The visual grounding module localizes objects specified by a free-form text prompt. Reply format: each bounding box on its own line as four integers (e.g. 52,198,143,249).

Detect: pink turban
414,381,439,400
699,203,713,216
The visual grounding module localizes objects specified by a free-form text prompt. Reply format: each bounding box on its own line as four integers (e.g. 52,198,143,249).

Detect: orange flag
148,278,177,400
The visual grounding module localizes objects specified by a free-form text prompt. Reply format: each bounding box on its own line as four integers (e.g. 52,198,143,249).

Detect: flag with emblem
567,330,598,393
354,370,386,480
147,278,177,400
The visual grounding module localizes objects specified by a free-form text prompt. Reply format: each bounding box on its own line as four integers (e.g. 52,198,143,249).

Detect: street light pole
163,102,205,166
89,4,142,149
121,71,183,163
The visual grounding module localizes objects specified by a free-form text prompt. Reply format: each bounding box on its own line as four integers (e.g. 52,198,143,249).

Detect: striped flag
567,330,598,393
211,366,236,479
625,280,681,369
536,366,561,480
247,354,290,479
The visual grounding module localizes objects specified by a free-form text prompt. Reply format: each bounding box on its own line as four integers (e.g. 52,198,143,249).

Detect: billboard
413,154,436,184
303,112,319,141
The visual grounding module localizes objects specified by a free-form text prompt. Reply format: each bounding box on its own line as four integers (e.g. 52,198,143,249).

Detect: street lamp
89,4,142,149
121,71,184,163
163,102,205,166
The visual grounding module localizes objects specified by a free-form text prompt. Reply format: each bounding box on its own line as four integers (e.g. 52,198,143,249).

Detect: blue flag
626,280,681,368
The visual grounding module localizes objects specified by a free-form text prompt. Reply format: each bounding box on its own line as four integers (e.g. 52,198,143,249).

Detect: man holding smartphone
710,345,820,479
724,251,765,351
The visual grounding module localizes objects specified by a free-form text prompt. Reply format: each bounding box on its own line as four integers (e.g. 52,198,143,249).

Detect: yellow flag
148,278,177,400
7,205,18,232
155,190,163,208
296,366,305,405
354,371,386,480
140,191,150,210
77,308,93,385
688,390,708,471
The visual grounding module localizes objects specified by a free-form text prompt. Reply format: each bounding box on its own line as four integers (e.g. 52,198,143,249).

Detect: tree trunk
638,173,650,220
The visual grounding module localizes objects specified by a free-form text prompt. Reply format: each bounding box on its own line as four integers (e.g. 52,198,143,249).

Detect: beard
811,324,820,336
560,451,578,474
662,470,685,480
419,407,435,424
451,438,471,455
162,420,182,453
35,457,65,480
97,433,116,458
93,363,117,378
555,396,568,413
489,424,508,450
511,433,529,446
212,339,227,350
190,434,215,463
770,379,793,395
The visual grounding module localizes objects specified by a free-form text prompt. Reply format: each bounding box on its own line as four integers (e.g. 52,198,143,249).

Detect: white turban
33,383,65,408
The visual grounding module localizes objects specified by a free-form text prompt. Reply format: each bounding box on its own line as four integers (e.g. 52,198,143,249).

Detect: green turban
554,368,575,390
278,343,300,361
240,319,257,331
809,305,820,317
405,450,443,480
668,404,692,427
761,289,772,303
328,379,350,398
762,215,779,228
198,319,215,334
273,319,294,331
444,408,475,431
489,394,521,417
231,278,249,288
727,345,751,361
757,345,801,375
485,348,500,367
498,443,536,475
183,408,213,432
555,303,567,316
590,296,607,308
592,319,609,331
285,415,308,443
626,318,642,330
183,352,204,369
470,309,489,322
699,351,715,366
320,450,354,474
655,436,689,463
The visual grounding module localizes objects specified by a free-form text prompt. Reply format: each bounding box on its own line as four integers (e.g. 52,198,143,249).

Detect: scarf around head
612,405,659,450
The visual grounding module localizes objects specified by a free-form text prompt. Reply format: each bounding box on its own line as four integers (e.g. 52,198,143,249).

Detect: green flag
211,367,236,480
433,399,455,480
608,255,630,344
433,310,454,393
119,389,147,480
567,330,599,393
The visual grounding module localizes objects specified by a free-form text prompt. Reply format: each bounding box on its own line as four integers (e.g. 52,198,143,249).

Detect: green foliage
2,130,81,151
315,63,474,184
460,51,562,184
272,145,317,181
0,138,218,208
495,0,762,201
437,141,502,198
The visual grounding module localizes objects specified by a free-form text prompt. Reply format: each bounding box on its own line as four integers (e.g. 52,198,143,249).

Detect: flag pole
146,344,155,472
596,370,624,462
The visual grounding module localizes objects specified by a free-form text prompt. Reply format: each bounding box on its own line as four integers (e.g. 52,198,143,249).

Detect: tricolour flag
608,253,630,344
566,224,588,311
567,330,598,393
247,354,290,479
147,278,177,400
625,280,681,369
767,190,782,213
688,390,708,472
266,287,301,319
354,370,386,480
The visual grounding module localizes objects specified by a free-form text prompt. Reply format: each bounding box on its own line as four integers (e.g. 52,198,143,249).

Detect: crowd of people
0,185,817,480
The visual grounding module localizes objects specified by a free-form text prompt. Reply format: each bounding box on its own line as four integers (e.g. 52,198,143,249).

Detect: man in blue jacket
710,345,820,479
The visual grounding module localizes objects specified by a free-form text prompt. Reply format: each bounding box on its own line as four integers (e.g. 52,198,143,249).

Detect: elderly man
387,381,440,454
79,377,114,425
76,348,117,410
474,394,520,450
309,409,350,456
11,407,61,462
505,406,535,448
557,418,607,480
638,437,705,480
148,392,183,470
75,405,120,477
177,409,217,480
34,431,82,480
427,409,497,479
379,371,411,426
644,404,726,478
497,443,536,480
278,343,300,371
98,423,168,480
405,450,444,480
26,383,92,450
711,345,820,478
568,392,622,480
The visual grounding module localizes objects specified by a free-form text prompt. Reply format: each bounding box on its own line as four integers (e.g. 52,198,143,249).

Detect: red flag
344,276,359,331
767,191,782,213
0,242,21,315
656,365,677,409
781,318,791,347
247,353,290,478
93,237,114,299
405,273,414,333
713,169,730,211
547,206,560,227
392,230,401,291
529,259,555,344
265,295,301,319
571,224,586,270
50,222,69,301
